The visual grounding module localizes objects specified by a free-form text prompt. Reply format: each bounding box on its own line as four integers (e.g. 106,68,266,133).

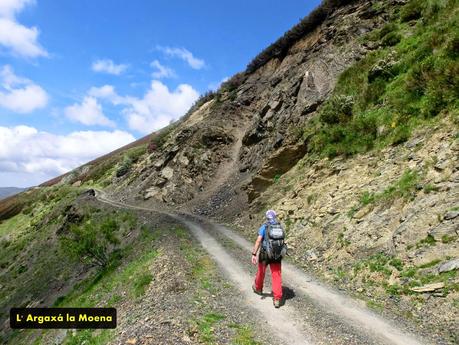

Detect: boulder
178,154,189,166
353,206,371,219
161,167,174,180
410,282,444,293
444,210,459,220
201,127,233,147
438,258,459,273
154,158,165,169
304,249,318,262
428,218,458,241
144,187,161,200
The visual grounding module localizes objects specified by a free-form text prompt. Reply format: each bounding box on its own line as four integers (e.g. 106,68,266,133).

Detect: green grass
133,272,153,297
337,232,351,247
230,324,261,345
57,244,158,308
366,300,384,311
0,212,31,238
302,0,459,158
416,234,437,248
333,267,347,281
351,255,458,298
306,193,317,205
194,312,226,344
48,232,159,345
350,169,420,216
64,329,113,345
423,183,439,193
418,259,441,269
273,174,282,184
178,228,217,292
0,186,85,326
441,234,456,243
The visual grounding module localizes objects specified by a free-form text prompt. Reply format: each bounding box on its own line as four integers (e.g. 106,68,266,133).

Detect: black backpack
262,222,286,261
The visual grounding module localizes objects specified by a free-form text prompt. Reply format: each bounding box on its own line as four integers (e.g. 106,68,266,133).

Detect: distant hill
0,187,26,200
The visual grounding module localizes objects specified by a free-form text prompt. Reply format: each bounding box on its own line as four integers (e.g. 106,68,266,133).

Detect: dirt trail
96,191,429,345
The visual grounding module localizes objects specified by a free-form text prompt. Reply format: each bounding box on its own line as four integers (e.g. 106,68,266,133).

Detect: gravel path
96,190,430,345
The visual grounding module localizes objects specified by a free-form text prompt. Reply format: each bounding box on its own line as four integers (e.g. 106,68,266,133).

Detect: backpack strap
265,222,271,239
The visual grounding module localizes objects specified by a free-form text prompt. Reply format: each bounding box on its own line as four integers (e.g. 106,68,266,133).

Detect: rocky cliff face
110,0,393,212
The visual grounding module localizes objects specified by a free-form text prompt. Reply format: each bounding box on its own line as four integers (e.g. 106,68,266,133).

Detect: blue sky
0,0,321,187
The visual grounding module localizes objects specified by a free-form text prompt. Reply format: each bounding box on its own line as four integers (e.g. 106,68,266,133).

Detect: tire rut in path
96,192,428,345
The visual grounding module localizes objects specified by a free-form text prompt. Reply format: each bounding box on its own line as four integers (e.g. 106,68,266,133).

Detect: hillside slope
1,0,458,344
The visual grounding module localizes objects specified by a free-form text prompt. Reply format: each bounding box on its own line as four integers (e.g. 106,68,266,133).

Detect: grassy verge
230,324,262,345
1,186,83,330
56,227,158,345
334,253,459,298
175,227,218,293
1,187,151,345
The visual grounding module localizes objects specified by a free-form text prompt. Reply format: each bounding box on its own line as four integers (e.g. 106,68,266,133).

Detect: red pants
254,261,282,301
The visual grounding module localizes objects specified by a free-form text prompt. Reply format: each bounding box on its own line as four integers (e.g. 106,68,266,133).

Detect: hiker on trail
251,209,286,308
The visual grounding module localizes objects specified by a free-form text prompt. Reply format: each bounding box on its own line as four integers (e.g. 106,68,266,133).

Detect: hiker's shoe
273,299,281,308
252,285,263,295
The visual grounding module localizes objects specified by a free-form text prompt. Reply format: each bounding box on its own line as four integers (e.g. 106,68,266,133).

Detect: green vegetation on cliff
305,0,458,157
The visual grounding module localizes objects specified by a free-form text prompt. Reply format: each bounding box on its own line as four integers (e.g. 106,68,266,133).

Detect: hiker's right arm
251,235,263,265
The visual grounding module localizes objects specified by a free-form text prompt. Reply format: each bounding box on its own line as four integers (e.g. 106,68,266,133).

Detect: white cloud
0,65,48,113
92,59,128,75
0,0,33,18
0,125,135,186
89,85,123,104
90,81,199,134
0,0,48,58
157,46,205,70
150,60,175,79
65,96,115,127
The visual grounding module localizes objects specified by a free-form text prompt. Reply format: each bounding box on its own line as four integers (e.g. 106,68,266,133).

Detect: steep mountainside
1,0,458,344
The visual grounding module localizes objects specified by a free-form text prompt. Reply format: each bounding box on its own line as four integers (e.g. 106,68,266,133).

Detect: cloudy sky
0,0,320,187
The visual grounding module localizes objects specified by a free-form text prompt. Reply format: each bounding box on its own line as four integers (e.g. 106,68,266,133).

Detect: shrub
381,32,402,47
116,156,132,178
60,218,120,268
148,138,161,153
400,0,423,22
416,234,436,248
183,90,216,120
220,72,247,93
389,124,411,145
319,95,354,125
246,0,357,73
148,124,176,151
125,145,147,163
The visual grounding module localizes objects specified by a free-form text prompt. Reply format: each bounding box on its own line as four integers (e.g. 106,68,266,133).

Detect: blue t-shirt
258,219,277,239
